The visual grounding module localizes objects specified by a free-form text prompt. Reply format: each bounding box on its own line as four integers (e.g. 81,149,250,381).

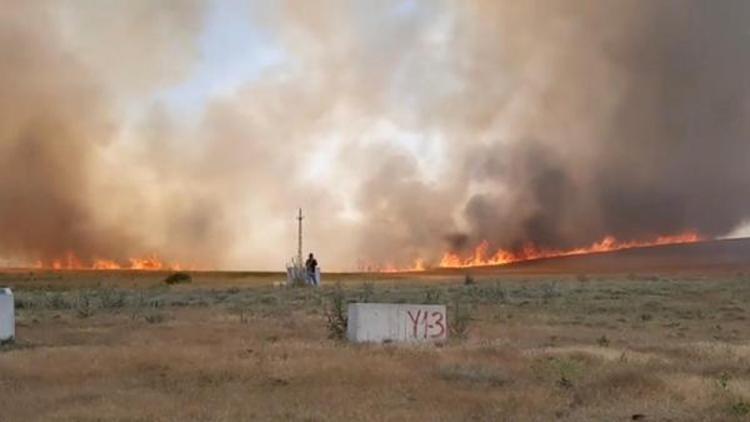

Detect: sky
155,1,284,117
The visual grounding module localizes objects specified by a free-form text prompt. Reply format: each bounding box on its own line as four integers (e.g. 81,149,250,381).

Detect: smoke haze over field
1,1,750,270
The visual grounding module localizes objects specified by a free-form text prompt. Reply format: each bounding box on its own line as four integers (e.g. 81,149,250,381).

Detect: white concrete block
286,265,321,287
347,303,447,343
0,288,14,343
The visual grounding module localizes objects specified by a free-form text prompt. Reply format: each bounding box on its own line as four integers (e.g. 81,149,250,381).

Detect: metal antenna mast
297,208,303,265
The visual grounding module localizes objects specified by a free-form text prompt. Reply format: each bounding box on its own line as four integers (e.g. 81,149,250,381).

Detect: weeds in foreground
449,293,474,339
475,283,506,304
75,292,95,318
541,283,561,304
235,307,250,323
325,284,348,340
439,364,506,387
717,372,730,390
99,288,127,309
130,292,147,320
126,291,167,323
710,370,750,417
730,401,750,417
359,282,374,303
144,312,166,324
46,292,70,310
596,335,610,347
531,356,582,390
164,272,192,285
423,287,443,304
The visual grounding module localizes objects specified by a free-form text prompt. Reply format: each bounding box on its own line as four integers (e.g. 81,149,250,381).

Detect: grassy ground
1,270,750,421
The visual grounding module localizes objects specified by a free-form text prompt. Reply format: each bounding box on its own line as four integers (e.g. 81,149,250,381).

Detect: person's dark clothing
305,256,318,285
305,257,317,273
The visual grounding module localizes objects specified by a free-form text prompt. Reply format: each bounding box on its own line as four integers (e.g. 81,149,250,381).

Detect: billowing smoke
456,1,750,248
2,1,750,270
0,1,212,267
446,1,750,256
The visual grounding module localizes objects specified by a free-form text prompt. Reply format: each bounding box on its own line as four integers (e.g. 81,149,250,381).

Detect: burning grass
377,232,703,272
31,252,194,271
1,270,750,420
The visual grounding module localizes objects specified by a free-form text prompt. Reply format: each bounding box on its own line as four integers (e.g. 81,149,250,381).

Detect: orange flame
377,231,702,272
438,232,701,269
34,252,189,271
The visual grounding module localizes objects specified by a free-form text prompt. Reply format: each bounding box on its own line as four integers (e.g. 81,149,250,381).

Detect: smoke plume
1,1,750,270
0,1,210,267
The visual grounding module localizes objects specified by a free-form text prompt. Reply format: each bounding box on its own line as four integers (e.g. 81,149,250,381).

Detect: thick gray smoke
0,1,213,267
1,1,750,270
446,1,750,256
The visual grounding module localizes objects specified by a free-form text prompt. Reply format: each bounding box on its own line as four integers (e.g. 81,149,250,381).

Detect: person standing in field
305,253,318,286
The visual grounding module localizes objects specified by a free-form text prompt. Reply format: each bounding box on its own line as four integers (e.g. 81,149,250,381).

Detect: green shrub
449,293,473,339
75,292,94,318
730,401,750,417
325,285,348,340
717,372,730,390
359,282,374,303
164,272,192,285
423,287,443,304
540,283,560,303
46,292,71,310
99,288,127,309
596,335,610,347
439,364,506,387
144,312,166,324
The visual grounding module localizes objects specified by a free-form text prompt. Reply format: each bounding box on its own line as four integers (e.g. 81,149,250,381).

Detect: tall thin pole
297,208,303,265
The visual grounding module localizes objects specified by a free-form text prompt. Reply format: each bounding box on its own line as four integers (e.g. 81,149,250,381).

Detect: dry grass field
2,246,750,421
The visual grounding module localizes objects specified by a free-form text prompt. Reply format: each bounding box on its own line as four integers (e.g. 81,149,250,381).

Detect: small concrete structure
0,288,14,343
286,264,321,286
347,303,447,343
284,208,321,287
